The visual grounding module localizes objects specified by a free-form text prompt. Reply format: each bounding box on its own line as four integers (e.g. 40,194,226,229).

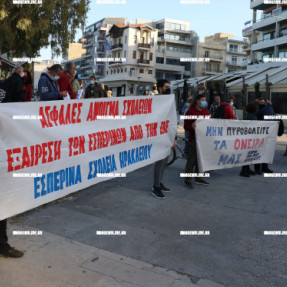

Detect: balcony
83,41,94,48
227,49,246,56
109,60,122,66
226,61,247,67
242,25,253,37
110,43,123,51
138,43,151,49
97,37,105,42
252,35,287,51
137,59,150,65
82,52,93,58
80,62,91,68
250,0,270,10
208,56,224,62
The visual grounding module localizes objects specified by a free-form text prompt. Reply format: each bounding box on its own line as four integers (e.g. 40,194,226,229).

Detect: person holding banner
152,79,177,199
57,61,76,100
38,64,67,101
184,94,210,189
255,98,274,174
240,102,258,177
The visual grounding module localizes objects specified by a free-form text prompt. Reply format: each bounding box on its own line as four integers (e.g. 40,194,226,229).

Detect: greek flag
105,39,111,51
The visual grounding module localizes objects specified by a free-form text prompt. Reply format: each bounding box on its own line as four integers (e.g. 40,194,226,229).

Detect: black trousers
0,219,8,250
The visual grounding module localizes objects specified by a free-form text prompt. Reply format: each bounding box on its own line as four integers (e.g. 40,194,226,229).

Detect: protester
72,73,81,97
84,76,106,98
143,90,149,96
106,86,112,97
152,79,177,199
38,64,67,101
23,69,33,102
228,96,238,119
150,83,158,95
0,64,24,258
209,95,221,117
184,94,210,189
240,102,258,177
255,98,274,173
182,96,193,155
2,65,24,102
57,61,76,99
213,101,235,119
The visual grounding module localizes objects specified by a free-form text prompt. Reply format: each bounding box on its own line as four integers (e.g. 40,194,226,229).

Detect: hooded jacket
38,72,62,101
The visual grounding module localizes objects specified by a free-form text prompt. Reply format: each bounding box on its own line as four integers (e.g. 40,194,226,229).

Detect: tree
0,0,90,58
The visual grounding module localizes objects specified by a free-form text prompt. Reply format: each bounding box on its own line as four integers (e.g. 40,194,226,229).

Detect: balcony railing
110,43,123,50
137,59,150,64
108,60,122,65
138,43,151,49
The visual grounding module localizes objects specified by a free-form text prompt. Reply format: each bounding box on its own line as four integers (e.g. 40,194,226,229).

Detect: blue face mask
55,75,59,80
90,81,94,85
200,101,207,108
230,102,234,107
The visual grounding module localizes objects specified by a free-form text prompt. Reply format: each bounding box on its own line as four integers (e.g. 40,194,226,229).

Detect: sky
40,0,252,61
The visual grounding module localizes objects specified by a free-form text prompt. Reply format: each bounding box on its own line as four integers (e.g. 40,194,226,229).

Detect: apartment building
139,18,198,81
248,1,287,67
102,24,157,96
78,18,126,82
198,33,248,76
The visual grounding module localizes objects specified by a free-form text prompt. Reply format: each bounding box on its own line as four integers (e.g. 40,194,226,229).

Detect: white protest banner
0,95,177,220
195,119,278,172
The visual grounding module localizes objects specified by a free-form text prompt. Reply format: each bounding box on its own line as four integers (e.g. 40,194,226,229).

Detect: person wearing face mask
184,94,210,189
57,61,76,99
228,96,238,119
151,79,177,199
2,65,25,102
209,95,221,117
84,76,106,98
38,64,67,101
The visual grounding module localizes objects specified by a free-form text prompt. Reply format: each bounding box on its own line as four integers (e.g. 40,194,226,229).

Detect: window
229,44,238,52
141,37,145,43
156,57,164,64
205,63,211,72
140,69,144,73
130,68,136,76
149,53,153,61
232,56,237,63
166,58,180,65
118,52,120,58
107,71,108,75
148,70,153,74
125,35,127,43
133,51,136,59
204,51,210,58
280,28,287,37
125,68,127,72
134,35,137,44
124,50,126,58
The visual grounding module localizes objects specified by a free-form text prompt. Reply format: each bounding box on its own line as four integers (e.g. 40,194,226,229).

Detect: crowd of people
0,62,286,255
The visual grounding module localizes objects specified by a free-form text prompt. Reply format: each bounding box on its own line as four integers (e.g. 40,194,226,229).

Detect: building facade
102,24,157,96
198,33,249,77
248,1,287,68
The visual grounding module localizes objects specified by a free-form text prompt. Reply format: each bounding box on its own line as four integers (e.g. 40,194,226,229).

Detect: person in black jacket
85,76,106,98
2,65,24,103
0,64,25,258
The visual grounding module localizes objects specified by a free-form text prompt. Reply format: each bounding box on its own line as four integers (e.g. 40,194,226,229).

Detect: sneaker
184,181,194,189
194,178,209,186
240,171,250,178
152,187,166,199
159,183,170,192
262,168,273,173
0,247,24,258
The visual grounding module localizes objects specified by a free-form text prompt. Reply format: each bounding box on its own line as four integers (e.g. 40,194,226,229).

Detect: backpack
213,105,226,119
